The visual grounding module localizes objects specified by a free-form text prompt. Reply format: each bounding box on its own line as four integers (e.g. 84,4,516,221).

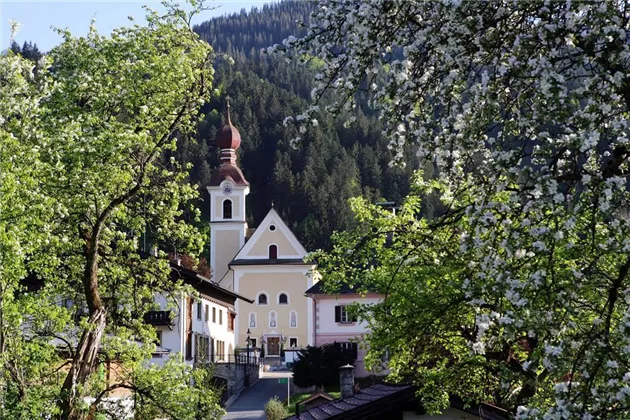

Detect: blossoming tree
1,3,222,419
289,1,630,418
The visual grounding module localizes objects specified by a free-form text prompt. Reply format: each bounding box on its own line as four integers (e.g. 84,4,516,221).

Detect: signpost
279,378,290,406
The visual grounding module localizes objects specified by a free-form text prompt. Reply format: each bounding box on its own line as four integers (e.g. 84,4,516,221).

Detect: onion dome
216,101,241,150
209,100,249,187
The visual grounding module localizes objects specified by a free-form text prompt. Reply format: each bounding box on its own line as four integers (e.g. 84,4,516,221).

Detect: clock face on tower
222,184,233,196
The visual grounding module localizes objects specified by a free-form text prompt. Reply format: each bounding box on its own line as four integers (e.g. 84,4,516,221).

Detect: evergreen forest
12,1,422,252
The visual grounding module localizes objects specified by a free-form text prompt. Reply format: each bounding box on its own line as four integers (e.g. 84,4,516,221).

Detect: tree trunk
59,227,106,419
60,308,107,419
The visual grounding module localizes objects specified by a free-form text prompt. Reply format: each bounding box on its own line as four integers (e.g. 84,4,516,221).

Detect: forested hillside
187,1,419,250
10,2,420,251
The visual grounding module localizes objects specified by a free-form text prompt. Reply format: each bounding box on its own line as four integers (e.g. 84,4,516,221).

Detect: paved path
222,372,292,420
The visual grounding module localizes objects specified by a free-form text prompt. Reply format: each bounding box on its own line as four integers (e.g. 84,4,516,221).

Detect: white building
147,261,254,365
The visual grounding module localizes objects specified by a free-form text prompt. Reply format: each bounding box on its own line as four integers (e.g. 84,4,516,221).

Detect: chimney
339,364,355,399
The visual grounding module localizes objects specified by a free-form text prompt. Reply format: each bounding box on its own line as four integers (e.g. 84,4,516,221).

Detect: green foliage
264,396,289,420
291,344,356,389
133,359,225,419
0,2,222,418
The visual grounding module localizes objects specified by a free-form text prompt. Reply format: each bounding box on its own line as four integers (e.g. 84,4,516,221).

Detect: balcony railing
143,310,174,326
195,353,262,367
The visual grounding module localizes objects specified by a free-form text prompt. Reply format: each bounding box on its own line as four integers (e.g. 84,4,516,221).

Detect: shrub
264,397,289,420
292,343,356,388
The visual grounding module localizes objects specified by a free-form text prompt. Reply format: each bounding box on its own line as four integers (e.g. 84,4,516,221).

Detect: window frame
269,311,277,328
335,305,358,324
289,310,298,328
249,312,257,328
223,198,233,219
289,337,298,348
268,244,278,259
196,301,202,321
219,309,223,325
257,292,268,305
278,292,289,305
212,307,216,323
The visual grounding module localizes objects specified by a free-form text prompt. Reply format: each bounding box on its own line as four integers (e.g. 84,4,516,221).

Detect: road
222,371,293,420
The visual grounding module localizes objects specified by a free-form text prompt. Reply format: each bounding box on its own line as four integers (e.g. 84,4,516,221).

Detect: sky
1,0,269,52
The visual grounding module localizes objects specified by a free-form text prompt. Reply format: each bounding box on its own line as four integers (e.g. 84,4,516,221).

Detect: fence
195,353,262,367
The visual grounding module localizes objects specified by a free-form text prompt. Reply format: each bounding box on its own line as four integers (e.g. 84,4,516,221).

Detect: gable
233,208,307,260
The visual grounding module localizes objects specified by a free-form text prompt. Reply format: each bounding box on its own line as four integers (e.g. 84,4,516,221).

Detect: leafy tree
294,1,630,419
292,343,356,389
0,2,221,419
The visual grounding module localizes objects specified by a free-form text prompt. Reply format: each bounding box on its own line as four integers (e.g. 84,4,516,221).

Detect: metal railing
195,353,262,367
143,310,173,326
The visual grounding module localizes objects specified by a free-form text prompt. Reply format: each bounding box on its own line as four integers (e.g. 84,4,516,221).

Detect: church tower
207,102,249,289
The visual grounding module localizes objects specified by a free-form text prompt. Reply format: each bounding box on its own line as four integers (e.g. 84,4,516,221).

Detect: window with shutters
212,307,216,323
195,335,210,362
185,332,193,360
204,304,209,322
334,305,357,324
228,313,235,331
219,309,223,325
196,301,202,320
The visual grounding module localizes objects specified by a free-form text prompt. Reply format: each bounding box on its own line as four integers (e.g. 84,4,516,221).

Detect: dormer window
223,199,232,219
269,244,278,259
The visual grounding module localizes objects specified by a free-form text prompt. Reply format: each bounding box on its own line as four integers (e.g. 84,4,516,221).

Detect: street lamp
246,328,251,365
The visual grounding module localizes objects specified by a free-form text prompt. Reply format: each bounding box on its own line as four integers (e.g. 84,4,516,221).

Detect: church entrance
267,337,280,356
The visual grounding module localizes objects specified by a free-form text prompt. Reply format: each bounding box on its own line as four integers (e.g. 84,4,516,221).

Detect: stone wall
214,362,262,403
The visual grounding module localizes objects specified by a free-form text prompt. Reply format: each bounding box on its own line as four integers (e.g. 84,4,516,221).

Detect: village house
305,282,386,377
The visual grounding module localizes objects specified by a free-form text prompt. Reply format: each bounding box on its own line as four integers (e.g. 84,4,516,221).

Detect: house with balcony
146,261,254,365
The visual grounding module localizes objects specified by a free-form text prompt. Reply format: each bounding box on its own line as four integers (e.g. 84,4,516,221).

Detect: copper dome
216,103,241,150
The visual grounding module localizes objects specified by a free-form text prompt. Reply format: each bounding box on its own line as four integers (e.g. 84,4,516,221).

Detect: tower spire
208,99,249,187
226,96,232,125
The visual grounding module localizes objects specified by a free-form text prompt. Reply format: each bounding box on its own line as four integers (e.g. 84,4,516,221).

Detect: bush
291,343,356,388
264,397,289,420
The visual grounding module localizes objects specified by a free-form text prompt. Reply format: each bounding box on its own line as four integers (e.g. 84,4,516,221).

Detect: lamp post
245,328,252,387
246,328,251,365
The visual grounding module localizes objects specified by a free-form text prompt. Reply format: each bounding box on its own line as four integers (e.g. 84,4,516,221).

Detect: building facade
305,282,386,377
148,262,254,366
207,105,317,359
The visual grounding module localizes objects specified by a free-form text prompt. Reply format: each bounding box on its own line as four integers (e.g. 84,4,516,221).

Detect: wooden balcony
143,310,174,327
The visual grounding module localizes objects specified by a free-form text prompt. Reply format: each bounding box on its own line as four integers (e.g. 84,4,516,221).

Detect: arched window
278,293,289,305
249,313,256,328
290,311,298,328
269,244,278,259
257,293,268,305
223,199,232,219
269,311,277,328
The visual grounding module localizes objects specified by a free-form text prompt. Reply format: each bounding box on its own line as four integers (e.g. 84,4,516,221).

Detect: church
207,104,317,359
